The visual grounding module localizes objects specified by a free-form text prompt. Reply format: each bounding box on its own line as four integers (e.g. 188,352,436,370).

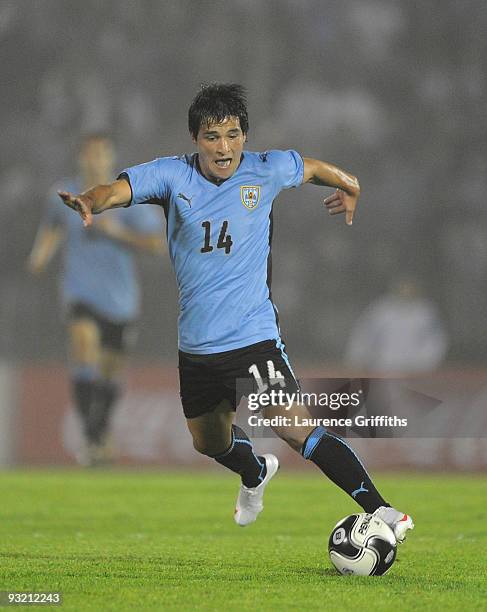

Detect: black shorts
67,302,136,353
179,339,300,419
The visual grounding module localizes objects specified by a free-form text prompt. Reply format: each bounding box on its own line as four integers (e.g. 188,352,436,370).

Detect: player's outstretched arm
302,158,360,226
58,179,132,228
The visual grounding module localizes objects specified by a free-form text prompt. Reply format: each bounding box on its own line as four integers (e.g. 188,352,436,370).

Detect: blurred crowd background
1,0,486,367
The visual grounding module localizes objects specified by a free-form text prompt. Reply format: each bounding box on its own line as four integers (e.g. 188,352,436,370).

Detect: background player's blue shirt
46,178,163,322
122,150,304,353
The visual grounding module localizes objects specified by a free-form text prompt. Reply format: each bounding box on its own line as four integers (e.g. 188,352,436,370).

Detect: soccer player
59,85,414,540
28,133,165,465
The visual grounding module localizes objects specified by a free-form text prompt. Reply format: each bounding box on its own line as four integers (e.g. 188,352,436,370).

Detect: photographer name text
248,415,408,428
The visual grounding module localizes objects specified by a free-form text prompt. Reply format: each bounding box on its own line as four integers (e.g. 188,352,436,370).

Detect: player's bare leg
262,401,314,451
69,317,100,365
186,400,279,526
186,400,234,455
264,402,414,541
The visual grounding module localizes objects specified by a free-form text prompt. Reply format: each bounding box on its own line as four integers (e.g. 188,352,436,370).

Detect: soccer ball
328,513,397,576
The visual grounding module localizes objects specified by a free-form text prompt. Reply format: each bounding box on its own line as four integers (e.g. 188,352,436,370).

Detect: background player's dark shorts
67,302,137,352
179,339,300,419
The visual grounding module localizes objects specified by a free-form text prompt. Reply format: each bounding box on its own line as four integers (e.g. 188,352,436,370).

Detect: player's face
193,117,246,184
79,138,115,179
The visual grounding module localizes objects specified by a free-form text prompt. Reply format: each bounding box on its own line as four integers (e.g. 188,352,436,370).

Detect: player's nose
218,138,230,154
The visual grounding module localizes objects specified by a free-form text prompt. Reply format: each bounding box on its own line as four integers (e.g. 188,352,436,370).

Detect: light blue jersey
122,150,304,353
46,178,163,322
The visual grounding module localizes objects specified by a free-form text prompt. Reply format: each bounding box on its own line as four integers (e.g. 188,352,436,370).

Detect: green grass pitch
1,470,486,611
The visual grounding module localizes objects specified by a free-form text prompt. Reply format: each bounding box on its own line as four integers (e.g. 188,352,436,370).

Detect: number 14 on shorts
248,360,286,394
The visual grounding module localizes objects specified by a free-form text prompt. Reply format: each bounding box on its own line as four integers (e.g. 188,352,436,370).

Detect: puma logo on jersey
178,193,193,208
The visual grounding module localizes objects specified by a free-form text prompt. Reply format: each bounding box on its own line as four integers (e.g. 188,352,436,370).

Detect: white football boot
234,454,279,527
373,506,415,543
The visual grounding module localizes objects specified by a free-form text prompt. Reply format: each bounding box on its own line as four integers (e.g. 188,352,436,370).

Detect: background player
58,85,413,540
28,133,165,465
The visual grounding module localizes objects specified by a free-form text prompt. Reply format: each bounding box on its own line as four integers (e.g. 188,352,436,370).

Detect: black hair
188,83,248,139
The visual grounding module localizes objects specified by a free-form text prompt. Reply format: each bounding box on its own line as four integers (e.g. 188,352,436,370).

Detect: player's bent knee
189,425,232,456
69,319,101,363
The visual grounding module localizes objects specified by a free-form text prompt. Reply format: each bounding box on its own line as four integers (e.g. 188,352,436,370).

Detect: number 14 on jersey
200,220,233,254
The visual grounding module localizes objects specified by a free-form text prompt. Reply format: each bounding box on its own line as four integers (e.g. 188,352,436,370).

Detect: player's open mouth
215,159,232,168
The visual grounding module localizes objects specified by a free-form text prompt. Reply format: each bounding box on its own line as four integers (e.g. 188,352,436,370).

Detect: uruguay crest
240,186,261,210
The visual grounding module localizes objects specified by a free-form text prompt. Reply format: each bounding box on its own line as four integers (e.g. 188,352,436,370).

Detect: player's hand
58,191,94,227
324,189,358,226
